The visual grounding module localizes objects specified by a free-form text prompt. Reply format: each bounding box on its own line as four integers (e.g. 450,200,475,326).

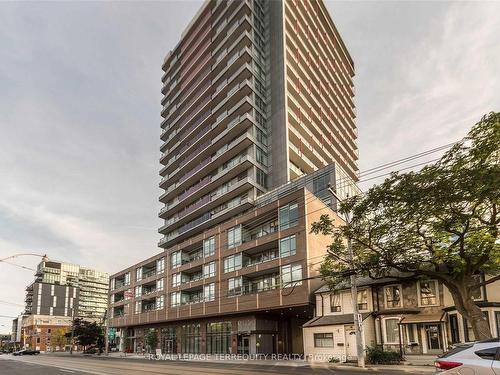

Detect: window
279,203,299,230
156,295,164,310
135,285,142,298
157,258,165,274
281,263,302,287
124,272,130,285
449,314,460,344
227,226,242,248
223,253,242,273
171,251,181,269
313,173,330,202
180,324,201,354
136,267,142,282
384,319,400,344
256,146,268,166
171,292,181,307
330,292,341,312
135,301,141,314
204,283,215,302
203,261,216,278
206,322,232,354
203,237,215,258
172,273,181,287
228,277,242,297
384,285,402,308
407,324,416,344
419,280,438,306
157,278,164,291
314,333,334,347
279,235,296,258
357,289,368,310
496,312,500,338
256,168,268,188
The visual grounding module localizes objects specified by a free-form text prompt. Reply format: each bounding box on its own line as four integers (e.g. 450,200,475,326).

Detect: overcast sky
0,0,499,330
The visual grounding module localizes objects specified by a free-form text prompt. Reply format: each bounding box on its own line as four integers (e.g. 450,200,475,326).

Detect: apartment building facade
108,0,358,356
110,179,343,354
25,260,109,320
158,0,357,249
303,276,500,362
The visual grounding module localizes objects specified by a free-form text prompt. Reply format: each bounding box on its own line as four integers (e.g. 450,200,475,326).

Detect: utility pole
328,186,365,368
104,310,109,356
69,310,75,354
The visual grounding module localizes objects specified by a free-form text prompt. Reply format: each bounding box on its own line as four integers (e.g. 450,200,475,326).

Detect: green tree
67,318,104,351
144,329,158,353
311,112,500,340
51,328,68,351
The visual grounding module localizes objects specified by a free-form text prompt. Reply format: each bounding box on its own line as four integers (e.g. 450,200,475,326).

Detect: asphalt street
0,354,434,375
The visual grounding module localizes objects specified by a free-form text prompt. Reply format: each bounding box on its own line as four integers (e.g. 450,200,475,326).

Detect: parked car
12,349,40,356
435,339,500,374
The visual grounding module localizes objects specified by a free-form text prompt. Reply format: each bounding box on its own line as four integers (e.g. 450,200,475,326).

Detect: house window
330,292,341,312
172,273,181,287
136,267,142,282
228,277,242,297
223,253,242,273
135,301,141,314
419,280,438,306
156,278,164,291
463,317,474,342
279,203,299,230
406,324,416,344
384,319,400,344
495,312,500,338
357,289,368,310
204,283,215,302
171,251,181,269
203,261,216,278
384,285,402,308
449,314,460,343
279,235,297,258
281,263,302,287
203,237,216,257
227,226,242,248
171,292,181,307
124,272,130,285
314,333,334,347
256,146,268,166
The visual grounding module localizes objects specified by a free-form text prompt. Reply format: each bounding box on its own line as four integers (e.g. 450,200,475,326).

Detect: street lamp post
328,186,365,368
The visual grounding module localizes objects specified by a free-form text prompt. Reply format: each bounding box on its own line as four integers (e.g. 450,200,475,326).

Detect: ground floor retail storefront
113,311,310,355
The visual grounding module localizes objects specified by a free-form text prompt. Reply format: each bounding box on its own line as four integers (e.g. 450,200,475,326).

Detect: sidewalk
44,352,436,373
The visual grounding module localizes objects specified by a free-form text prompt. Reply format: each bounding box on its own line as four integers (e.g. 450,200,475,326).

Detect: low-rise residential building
303,276,500,362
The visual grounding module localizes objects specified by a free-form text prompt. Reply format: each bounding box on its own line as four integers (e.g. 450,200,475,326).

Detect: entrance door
237,335,250,354
425,325,441,352
345,329,357,361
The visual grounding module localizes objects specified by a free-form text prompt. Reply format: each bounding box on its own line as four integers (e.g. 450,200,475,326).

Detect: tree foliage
68,318,104,350
311,112,500,340
144,329,158,353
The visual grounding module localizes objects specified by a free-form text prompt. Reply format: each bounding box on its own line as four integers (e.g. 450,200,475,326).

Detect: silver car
435,339,500,374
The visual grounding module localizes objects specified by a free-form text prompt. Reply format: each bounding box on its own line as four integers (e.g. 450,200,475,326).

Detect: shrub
366,346,402,364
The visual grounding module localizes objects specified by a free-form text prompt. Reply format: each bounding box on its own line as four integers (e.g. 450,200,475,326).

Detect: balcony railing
142,269,157,279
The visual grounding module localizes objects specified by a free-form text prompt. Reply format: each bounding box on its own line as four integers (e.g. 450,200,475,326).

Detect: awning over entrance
400,313,445,324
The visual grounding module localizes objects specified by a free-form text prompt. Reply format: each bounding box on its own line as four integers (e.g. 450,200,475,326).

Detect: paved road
0,354,434,375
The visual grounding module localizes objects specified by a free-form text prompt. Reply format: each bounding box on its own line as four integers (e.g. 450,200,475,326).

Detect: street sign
108,328,116,339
